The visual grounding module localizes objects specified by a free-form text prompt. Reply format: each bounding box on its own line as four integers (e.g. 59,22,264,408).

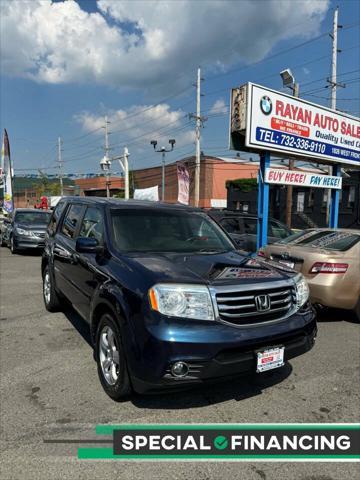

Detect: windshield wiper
198,249,228,254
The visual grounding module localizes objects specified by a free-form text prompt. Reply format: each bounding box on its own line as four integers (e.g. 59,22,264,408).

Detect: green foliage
30,177,60,198
226,178,258,192
112,172,135,199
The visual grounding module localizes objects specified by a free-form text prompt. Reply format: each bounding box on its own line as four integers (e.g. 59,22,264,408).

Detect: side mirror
76,237,103,254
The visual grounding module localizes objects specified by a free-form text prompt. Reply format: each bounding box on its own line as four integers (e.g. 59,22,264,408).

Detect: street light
150,139,176,201
280,68,299,228
280,68,299,97
100,155,111,198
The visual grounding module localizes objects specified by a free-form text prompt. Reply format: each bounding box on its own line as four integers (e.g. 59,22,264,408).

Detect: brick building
11,177,76,208
75,176,124,197
132,155,258,207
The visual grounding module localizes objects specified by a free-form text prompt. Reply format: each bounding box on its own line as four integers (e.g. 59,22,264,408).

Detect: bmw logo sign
260,96,272,115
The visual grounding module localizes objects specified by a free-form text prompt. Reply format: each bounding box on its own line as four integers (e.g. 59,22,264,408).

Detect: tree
35,171,61,198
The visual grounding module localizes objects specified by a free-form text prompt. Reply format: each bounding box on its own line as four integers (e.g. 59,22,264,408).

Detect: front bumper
129,308,317,393
14,235,45,249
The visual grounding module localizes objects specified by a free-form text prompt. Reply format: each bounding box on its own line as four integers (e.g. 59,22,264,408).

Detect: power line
108,85,193,129
206,31,331,83
62,126,103,144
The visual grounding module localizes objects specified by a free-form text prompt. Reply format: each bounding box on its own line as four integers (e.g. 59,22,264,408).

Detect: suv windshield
111,209,235,254
15,211,52,224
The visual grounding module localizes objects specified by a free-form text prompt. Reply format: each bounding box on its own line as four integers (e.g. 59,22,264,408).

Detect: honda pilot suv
42,197,316,400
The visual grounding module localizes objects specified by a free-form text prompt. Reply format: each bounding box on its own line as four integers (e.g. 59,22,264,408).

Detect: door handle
54,245,69,257
54,245,75,263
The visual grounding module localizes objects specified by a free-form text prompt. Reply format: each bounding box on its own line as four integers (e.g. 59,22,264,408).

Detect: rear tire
353,298,360,322
43,265,62,312
95,313,132,401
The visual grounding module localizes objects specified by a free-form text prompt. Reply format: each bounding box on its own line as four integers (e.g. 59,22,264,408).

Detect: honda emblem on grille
255,294,271,312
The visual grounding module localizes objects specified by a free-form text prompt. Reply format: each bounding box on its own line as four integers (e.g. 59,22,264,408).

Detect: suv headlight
294,274,309,308
16,228,32,236
149,284,215,321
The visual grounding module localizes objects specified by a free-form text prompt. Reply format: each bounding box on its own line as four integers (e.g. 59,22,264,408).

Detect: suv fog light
171,362,189,377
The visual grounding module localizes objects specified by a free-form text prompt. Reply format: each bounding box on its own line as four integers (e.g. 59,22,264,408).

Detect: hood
120,250,295,287
15,222,48,230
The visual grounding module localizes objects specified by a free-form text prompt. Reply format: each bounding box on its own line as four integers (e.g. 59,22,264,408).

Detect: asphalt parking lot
0,247,359,480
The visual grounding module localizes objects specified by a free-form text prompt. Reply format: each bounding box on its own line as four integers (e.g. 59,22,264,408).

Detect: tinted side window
220,218,241,234
243,218,257,234
61,204,83,239
79,207,104,245
270,220,290,239
48,201,66,236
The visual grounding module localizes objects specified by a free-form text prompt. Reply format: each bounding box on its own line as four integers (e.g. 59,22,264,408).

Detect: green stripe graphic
96,423,360,435
76,424,360,460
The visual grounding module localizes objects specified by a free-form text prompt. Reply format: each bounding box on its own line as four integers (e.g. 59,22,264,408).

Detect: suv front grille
33,231,45,238
215,286,295,325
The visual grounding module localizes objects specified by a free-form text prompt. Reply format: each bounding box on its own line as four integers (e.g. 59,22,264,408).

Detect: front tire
10,236,17,254
43,265,62,312
95,313,132,401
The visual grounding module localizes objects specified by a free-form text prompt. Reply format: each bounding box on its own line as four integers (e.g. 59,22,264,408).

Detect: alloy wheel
43,271,51,305
99,326,120,386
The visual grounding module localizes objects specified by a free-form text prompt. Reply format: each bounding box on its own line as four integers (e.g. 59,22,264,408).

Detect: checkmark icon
214,435,228,450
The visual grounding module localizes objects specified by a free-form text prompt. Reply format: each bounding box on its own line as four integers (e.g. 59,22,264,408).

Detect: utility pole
57,136,63,196
114,147,130,200
102,116,111,198
280,69,299,228
330,7,340,110
286,83,299,228
189,68,207,207
123,147,129,200
194,67,201,208
326,6,344,223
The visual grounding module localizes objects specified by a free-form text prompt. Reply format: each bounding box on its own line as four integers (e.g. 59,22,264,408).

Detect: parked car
1,215,13,247
3,208,52,253
259,228,360,320
42,197,316,400
0,211,9,246
206,209,293,253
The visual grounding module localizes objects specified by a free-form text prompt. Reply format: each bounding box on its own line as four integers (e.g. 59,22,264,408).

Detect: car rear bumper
307,276,359,310
129,311,317,393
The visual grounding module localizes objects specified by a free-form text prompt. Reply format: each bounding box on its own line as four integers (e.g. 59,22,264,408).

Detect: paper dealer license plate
278,260,295,269
256,346,285,373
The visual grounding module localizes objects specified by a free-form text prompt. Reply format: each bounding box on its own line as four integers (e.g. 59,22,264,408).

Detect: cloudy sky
0,0,359,175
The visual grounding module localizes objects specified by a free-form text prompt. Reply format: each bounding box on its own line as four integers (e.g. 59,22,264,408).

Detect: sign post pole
329,164,341,228
257,151,270,250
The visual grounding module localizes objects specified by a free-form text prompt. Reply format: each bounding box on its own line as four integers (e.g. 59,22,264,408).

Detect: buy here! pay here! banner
265,168,342,189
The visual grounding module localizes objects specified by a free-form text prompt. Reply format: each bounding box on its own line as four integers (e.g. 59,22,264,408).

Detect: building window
308,189,314,208
322,190,328,206
297,192,305,212
348,186,356,208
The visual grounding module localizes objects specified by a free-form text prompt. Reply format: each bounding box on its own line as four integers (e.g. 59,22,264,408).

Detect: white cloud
0,0,329,92
74,103,195,150
209,99,228,115
302,67,311,75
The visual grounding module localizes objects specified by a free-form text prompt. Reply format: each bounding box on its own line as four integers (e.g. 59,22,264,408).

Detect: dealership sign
231,83,360,166
265,168,342,189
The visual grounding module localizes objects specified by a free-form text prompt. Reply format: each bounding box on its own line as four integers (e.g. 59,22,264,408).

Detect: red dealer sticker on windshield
271,117,310,137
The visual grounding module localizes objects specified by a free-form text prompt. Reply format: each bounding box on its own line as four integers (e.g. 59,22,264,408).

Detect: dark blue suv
42,197,316,400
